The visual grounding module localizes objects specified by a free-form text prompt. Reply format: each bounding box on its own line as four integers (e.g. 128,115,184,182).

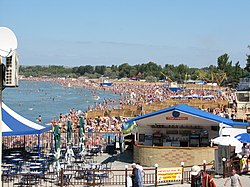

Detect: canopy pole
24,135,26,151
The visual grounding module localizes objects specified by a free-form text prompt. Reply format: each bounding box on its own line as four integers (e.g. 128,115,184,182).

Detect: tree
176,64,189,83
145,75,157,82
95,66,106,75
217,53,230,72
162,64,175,81
139,62,162,78
245,45,250,73
118,63,131,78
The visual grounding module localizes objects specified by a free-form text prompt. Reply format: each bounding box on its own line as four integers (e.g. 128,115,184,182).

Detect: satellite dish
0,27,18,57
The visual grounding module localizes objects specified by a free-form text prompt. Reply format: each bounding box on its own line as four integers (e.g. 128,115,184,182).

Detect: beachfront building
122,104,248,167
238,74,250,91
233,74,250,110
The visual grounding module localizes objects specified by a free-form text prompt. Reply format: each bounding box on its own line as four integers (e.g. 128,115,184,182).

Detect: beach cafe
122,104,248,167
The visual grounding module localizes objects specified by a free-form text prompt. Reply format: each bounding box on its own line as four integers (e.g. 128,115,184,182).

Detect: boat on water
100,79,113,87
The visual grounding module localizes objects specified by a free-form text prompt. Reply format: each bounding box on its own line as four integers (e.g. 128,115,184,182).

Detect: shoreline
19,76,247,121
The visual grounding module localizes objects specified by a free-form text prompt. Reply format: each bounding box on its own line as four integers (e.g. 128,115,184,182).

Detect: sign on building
157,167,182,182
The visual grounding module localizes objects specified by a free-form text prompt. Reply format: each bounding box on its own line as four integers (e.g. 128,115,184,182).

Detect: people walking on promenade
191,165,216,187
224,168,242,187
130,163,139,187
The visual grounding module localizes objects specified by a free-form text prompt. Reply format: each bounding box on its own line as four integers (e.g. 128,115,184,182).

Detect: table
81,164,91,170
20,171,42,186
2,164,15,169
10,153,21,157
11,158,23,164
31,156,40,160
36,158,46,163
85,171,106,186
30,166,41,172
63,171,75,185
30,162,41,166
2,168,9,174
4,155,14,159
89,163,102,169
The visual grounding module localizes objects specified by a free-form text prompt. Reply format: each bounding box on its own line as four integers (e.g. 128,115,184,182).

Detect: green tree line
20,49,250,88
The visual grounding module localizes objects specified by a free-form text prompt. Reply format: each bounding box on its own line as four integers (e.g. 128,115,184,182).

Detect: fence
85,100,230,119
222,158,249,178
1,162,215,187
2,132,122,160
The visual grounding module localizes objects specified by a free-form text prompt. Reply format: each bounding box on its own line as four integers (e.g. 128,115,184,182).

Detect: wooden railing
86,100,229,118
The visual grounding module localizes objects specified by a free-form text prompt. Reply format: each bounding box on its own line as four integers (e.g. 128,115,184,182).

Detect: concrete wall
134,145,217,167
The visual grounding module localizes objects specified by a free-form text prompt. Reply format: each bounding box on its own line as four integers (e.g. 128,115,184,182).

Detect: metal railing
1,162,215,187
222,158,249,178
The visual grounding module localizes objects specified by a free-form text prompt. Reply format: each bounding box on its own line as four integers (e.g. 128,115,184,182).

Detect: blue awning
122,104,248,133
2,102,51,136
231,121,249,127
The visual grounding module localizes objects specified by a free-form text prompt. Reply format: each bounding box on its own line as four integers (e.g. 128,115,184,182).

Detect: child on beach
224,168,242,187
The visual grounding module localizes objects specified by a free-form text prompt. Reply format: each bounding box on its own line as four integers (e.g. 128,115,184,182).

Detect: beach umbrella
211,136,243,153
211,136,242,146
67,120,73,144
235,133,250,143
79,117,85,152
79,117,85,135
53,124,61,153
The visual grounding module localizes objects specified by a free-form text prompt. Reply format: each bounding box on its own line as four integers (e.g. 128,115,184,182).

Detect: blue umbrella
235,133,250,143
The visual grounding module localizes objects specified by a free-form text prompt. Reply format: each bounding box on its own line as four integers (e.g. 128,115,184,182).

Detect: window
139,134,145,142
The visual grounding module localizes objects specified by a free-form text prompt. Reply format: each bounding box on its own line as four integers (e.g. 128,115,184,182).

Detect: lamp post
154,163,158,187
203,160,206,172
181,162,184,184
125,165,128,187
222,158,226,178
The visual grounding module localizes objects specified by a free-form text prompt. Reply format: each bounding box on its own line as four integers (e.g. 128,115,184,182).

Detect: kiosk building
122,104,248,167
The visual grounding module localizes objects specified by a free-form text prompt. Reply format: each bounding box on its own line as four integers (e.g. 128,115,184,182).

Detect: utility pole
0,56,3,187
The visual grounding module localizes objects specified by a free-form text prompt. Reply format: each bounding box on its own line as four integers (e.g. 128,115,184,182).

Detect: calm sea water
3,81,119,123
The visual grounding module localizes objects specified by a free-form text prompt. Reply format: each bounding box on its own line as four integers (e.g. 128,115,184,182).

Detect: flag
122,120,137,135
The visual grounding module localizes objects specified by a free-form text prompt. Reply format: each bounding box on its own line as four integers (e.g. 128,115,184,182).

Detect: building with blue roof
122,104,248,167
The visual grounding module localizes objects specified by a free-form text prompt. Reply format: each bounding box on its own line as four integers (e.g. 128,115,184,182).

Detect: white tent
211,136,243,153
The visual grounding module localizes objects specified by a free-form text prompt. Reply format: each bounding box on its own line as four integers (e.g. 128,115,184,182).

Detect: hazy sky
1,0,250,68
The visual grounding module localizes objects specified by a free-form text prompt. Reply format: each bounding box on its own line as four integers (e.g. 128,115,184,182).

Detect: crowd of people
18,77,242,149
3,77,249,186
48,107,125,150
56,78,239,120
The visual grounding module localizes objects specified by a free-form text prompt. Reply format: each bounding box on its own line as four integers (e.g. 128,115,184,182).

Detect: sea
3,80,119,123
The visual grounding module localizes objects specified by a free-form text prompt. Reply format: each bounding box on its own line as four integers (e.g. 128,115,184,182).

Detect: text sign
166,117,188,120
157,167,182,182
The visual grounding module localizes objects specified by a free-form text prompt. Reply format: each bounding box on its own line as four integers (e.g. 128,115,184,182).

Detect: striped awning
1,102,51,136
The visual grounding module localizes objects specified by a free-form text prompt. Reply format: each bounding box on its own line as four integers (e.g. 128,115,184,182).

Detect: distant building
234,75,250,109
238,75,250,91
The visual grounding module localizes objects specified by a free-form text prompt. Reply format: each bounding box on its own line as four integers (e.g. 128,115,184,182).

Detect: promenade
90,150,250,187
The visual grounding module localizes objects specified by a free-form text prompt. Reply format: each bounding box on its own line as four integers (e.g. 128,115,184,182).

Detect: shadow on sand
101,149,133,166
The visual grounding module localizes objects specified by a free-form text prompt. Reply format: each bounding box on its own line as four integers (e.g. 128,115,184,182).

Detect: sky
1,0,250,68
